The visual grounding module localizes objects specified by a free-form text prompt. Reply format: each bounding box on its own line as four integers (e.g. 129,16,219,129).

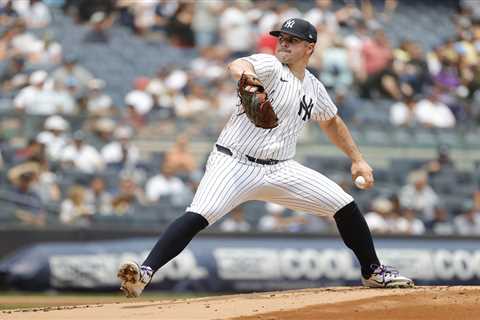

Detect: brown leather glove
237,73,278,129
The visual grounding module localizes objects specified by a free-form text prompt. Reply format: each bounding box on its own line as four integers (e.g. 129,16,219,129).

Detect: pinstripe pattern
187,53,353,225
217,54,337,161
188,152,353,225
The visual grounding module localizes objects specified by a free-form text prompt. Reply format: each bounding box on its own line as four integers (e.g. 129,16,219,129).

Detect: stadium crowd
0,0,479,235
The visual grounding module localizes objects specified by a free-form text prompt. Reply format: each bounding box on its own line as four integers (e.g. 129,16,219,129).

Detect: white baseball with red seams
187,53,354,225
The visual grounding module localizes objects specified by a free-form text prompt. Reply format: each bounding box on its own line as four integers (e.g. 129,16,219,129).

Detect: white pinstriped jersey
216,53,338,161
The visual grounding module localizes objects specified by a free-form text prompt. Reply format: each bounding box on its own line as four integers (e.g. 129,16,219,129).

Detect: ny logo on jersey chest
298,95,313,121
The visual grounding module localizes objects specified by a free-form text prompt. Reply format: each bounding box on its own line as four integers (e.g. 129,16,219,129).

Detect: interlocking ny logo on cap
284,19,295,28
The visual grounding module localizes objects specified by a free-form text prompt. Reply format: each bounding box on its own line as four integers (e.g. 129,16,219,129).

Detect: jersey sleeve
311,80,338,121
241,54,282,86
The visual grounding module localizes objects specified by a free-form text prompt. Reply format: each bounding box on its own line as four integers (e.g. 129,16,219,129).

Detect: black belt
216,144,284,165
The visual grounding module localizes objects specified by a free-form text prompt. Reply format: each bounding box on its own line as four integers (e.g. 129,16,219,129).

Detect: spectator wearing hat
37,115,70,161
84,11,112,43
13,70,49,113
7,161,46,226
60,131,104,173
52,55,94,97
101,126,139,170
399,170,439,222
90,117,116,149
364,197,394,234
85,78,114,116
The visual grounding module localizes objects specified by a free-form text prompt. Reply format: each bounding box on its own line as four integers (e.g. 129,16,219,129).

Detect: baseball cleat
361,264,414,288
117,261,153,298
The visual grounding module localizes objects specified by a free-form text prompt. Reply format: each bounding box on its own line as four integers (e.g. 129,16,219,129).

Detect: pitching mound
2,286,479,320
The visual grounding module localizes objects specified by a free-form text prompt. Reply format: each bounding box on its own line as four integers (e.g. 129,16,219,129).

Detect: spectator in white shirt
399,170,439,221
219,206,251,232
416,89,456,128
390,95,419,127
13,70,48,113
145,162,190,204
364,197,393,234
36,115,70,161
454,203,480,236
14,0,51,29
101,126,140,169
61,131,104,173
85,78,114,116
396,207,426,235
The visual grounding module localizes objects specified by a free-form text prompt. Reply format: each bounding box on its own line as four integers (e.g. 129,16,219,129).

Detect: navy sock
142,212,209,272
334,201,380,278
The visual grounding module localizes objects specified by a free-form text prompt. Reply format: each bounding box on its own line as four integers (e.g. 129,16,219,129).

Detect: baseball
354,176,367,189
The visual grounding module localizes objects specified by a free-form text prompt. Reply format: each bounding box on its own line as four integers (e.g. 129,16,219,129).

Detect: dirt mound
2,286,479,320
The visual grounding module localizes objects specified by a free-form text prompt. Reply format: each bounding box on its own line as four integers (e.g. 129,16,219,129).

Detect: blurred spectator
101,126,139,170
364,197,393,234
60,185,93,226
14,138,44,164
111,174,146,215
219,2,253,58
124,77,154,115
145,162,191,205
319,37,353,91
85,78,114,116
52,55,94,97
60,131,104,173
13,70,49,114
175,82,211,118
389,95,419,127
399,170,439,221
84,11,112,43
32,157,61,204
416,88,456,128
425,206,455,235
7,161,45,226
454,202,480,235
219,206,251,232
90,117,116,149
360,30,393,98
50,79,78,115
85,176,112,215
424,145,454,176
0,56,28,92
0,0,19,26
14,0,51,29
36,115,70,161
163,134,197,176
192,1,222,48
166,3,195,48
258,203,308,232
396,207,426,235
304,0,338,33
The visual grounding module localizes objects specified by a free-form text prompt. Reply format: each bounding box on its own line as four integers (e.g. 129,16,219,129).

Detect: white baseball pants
187,149,354,225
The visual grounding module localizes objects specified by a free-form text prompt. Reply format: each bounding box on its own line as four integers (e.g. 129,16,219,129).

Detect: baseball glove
237,73,278,129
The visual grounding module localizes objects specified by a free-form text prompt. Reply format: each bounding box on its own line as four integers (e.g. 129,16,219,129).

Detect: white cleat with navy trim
362,265,415,288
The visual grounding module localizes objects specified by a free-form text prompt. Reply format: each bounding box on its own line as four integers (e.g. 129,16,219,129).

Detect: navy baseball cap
270,18,317,43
